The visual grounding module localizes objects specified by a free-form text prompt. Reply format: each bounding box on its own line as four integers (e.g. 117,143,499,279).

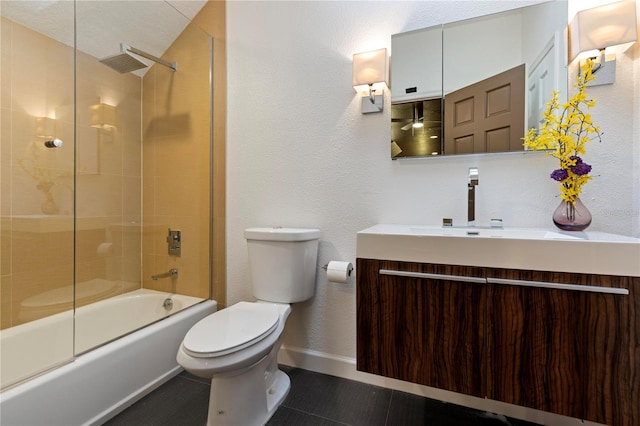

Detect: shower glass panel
74,1,212,354
0,1,76,388
1,0,212,388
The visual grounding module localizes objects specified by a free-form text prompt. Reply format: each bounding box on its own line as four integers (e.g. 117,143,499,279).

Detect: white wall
227,0,639,365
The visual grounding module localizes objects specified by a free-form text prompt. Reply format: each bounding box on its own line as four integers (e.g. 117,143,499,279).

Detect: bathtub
0,289,217,426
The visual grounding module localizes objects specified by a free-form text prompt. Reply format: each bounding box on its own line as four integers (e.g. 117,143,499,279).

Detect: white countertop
357,224,640,277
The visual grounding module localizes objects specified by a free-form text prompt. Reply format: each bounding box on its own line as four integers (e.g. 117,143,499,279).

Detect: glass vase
552,197,591,231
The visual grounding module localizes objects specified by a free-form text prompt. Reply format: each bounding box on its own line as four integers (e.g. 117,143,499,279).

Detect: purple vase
552,197,592,231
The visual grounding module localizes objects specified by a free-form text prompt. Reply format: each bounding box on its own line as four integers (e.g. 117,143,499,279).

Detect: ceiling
1,0,208,74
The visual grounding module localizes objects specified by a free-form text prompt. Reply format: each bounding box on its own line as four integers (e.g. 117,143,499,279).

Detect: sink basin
357,224,640,276
409,226,585,240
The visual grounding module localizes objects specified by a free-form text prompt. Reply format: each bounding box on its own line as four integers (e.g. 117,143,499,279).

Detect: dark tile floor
105,366,541,426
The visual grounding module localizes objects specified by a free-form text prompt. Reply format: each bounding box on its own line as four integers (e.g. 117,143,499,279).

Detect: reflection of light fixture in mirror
409,103,424,134
35,117,56,139
400,102,424,132
89,102,116,130
352,48,388,114
569,0,638,85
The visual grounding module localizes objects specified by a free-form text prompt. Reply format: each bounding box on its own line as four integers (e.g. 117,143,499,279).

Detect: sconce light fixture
35,117,56,139
569,0,638,85
352,48,388,114
89,102,116,129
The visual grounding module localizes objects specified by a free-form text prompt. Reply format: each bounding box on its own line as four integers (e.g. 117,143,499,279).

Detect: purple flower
572,162,592,176
570,155,583,164
550,169,569,181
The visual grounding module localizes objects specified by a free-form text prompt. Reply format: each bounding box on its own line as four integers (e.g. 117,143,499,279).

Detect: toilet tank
244,227,321,303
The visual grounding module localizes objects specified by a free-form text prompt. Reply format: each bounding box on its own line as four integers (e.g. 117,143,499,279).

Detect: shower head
99,50,149,73
99,43,177,74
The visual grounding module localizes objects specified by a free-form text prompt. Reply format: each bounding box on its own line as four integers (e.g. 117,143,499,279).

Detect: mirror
390,1,568,158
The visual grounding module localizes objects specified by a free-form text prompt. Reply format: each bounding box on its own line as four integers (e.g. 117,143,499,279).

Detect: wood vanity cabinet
356,258,640,425
356,259,486,396
485,268,638,425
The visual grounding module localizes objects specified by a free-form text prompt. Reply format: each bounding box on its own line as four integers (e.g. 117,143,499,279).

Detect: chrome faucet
151,268,179,280
442,168,502,229
467,167,479,227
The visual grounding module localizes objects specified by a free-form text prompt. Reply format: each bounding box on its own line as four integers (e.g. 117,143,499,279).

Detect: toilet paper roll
96,242,113,256
326,261,353,284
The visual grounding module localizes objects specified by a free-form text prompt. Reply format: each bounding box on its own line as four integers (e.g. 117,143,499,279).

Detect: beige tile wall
142,21,213,299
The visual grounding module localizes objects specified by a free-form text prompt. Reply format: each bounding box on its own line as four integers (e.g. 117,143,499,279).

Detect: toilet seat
182,301,280,358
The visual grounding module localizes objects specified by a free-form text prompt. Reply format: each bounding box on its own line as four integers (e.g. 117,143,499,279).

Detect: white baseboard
278,345,601,426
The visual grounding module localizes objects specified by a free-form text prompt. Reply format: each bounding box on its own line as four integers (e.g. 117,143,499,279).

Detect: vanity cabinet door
485,269,638,425
356,259,486,397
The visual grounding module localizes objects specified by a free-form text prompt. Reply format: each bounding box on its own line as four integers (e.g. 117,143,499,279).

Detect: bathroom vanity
356,224,640,425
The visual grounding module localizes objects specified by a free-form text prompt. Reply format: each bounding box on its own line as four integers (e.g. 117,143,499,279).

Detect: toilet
177,227,321,426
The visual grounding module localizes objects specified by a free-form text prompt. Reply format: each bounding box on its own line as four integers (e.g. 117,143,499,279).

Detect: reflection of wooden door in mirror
528,41,558,132
444,64,524,155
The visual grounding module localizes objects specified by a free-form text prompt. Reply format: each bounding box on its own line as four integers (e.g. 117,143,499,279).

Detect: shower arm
123,44,177,72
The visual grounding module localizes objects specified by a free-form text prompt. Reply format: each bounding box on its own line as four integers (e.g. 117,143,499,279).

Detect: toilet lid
182,302,280,358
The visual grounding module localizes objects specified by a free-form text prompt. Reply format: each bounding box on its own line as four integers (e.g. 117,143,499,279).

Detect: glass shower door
1,0,214,388
73,0,212,354
0,1,76,389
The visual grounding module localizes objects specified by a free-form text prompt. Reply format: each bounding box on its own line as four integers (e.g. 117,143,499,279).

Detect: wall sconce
35,117,56,139
89,102,116,130
569,0,638,85
352,48,388,114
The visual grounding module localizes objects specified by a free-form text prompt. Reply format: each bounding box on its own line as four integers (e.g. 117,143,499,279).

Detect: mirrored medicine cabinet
390,1,568,159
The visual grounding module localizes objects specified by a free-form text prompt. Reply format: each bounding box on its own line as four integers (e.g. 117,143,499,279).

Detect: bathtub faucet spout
152,268,179,280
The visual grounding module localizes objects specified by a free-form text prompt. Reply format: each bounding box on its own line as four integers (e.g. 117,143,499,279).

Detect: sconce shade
352,48,388,93
89,103,116,129
569,0,638,61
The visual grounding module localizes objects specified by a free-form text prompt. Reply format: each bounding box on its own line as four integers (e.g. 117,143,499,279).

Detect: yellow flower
523,58,602,204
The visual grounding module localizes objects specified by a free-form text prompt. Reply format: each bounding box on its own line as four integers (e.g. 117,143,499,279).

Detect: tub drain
162,298,174,311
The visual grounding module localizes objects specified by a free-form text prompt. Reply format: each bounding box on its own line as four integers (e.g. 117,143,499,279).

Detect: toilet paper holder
322,261,354,283
322,263,353,277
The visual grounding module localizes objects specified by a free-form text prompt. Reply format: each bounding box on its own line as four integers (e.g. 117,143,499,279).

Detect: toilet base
206,341,289,426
